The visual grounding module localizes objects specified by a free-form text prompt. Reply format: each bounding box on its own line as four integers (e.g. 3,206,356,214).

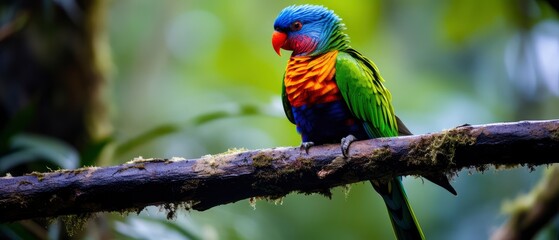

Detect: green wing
281,73,295,124
335,49,398,138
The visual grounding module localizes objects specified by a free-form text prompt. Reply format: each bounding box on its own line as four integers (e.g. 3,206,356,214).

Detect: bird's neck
310,23,350,56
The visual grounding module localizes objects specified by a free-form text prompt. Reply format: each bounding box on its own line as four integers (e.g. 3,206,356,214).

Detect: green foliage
1,0,558,239
80,137,113,166
442,0,511,43
0,134,79,173
115,214,203,240
0,223,38,240
114,103,264,158
115,124,180,158
0,104,35,153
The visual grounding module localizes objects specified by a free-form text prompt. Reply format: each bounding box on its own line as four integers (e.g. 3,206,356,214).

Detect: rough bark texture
0,119,558,222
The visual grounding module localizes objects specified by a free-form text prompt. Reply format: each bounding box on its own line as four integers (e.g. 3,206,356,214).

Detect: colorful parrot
272,5,457,240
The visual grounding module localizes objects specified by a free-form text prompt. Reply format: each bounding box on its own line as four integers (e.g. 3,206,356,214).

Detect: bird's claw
300,142,314,154
341,134,357,158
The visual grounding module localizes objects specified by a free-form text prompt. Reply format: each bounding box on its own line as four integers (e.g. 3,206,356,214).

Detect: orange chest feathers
284,50,342,108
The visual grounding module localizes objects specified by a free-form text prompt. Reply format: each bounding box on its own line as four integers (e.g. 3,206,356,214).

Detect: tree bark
1,119,558,222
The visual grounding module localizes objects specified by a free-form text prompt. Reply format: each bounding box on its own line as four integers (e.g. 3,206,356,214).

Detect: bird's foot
300,141,314,154
341,134,357,158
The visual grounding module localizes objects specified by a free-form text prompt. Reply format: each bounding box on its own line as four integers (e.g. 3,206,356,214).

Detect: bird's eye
290,21,302,31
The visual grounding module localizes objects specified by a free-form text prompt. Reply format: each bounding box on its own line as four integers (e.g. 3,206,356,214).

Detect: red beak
272,31,287,56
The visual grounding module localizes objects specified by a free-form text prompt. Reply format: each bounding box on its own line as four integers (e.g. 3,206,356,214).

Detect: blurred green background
2,0,559,239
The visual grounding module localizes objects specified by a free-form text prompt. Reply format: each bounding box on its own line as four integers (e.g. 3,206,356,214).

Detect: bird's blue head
272,5,349,57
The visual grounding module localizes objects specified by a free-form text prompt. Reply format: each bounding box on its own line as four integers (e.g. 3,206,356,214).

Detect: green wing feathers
335,49,398,138
336,49,428,239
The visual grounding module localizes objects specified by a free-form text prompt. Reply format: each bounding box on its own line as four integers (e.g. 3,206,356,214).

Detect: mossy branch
1,119,558,223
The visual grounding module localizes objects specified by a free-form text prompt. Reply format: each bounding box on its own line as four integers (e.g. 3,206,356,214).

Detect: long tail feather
371,178,425,240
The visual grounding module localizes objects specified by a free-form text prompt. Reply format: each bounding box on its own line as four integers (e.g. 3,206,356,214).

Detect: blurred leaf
114,215,202,240
115,104,263,157
0,222,42,240
115,124,180,157
0,134,79,172
0,103,35,153
191,104,260,126
442,0,508,43
136,215,202,240
80,137,113,166
0,225,22,240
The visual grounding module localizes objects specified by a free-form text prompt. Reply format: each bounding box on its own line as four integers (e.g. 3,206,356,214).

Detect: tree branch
1,119,558,222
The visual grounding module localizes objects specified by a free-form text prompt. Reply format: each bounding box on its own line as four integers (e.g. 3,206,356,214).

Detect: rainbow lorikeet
272,5,457,240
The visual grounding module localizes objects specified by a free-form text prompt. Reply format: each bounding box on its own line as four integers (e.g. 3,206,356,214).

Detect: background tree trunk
0,0,111,238
0,0,111,171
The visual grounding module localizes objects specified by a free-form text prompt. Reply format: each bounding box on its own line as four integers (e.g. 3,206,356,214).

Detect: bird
272,5,456,240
